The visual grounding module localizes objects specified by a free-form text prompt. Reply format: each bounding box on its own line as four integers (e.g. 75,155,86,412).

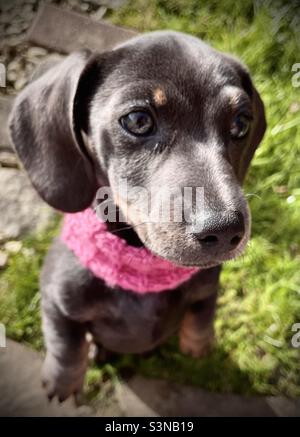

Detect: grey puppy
9,31,266,402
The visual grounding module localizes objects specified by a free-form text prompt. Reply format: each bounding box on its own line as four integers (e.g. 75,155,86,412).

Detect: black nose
192,211,245,251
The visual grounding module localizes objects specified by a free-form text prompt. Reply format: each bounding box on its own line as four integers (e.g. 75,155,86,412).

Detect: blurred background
0,0,299,402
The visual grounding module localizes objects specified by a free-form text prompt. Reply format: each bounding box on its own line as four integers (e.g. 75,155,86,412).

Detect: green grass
0,216,61,350
1,0,300,397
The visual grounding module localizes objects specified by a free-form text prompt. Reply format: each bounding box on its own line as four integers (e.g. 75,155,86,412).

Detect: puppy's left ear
236,67,267,181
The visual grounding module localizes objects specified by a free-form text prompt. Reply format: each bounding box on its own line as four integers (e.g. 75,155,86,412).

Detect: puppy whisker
245,193,262,200
110,221,149,235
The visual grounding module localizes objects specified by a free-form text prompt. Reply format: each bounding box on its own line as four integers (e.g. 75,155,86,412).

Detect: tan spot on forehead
229,93,245,111
225,86,252,113
153,87,167,106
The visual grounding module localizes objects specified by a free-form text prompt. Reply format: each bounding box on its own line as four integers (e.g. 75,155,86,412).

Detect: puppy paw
42,354,86,403
179,326,215,359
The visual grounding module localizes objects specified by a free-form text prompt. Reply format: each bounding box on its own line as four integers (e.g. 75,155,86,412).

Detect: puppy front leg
179,293,217,358
41,302,89,402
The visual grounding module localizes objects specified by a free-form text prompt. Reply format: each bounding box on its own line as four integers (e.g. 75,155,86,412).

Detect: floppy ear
236,68,267,182
224,55,267,182
238,81,267,182
9,51,98,212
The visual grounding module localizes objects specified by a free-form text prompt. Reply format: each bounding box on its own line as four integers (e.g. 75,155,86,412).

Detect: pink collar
61,208,199,294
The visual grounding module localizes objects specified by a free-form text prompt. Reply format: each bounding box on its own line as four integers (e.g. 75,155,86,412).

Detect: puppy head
9,31,266,268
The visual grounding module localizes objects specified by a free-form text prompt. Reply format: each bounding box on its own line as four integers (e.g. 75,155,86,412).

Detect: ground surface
1,339,300,416
0,0,300,408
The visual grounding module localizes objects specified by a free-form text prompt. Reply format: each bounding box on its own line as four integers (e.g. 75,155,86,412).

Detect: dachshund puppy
9,31,266,401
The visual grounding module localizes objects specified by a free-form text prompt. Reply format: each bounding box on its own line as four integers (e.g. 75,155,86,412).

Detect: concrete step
0,340,299,417
0,340,93,416
0,96,13,150
0,168,56,242
27,3,138,54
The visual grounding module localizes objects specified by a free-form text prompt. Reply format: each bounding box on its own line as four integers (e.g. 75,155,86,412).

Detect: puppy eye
230,114,251,139
120,111,154,136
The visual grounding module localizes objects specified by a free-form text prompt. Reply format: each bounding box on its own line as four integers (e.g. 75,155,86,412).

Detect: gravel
0,0,127,96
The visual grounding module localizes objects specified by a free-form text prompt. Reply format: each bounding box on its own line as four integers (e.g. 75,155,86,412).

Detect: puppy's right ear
9,51,98,212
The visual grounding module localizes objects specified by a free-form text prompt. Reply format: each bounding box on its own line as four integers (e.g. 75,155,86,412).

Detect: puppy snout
192,211,245,252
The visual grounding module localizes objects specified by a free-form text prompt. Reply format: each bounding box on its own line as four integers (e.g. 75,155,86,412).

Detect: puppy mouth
145,249,244,269
106,220,145,248
141,230,250,268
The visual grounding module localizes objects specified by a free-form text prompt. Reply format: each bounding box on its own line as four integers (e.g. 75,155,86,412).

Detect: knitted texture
61,208,199,294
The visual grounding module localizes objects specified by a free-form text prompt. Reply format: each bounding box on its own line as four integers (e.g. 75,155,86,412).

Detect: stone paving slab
0,340,299,417
27,3,138,54
0,96,13,149
0,340,142,417
124,379,300,417
0,168,56,242
0,340,93,416
121,376,278,417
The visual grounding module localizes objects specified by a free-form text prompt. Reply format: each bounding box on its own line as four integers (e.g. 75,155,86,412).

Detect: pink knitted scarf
61,208,199,294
